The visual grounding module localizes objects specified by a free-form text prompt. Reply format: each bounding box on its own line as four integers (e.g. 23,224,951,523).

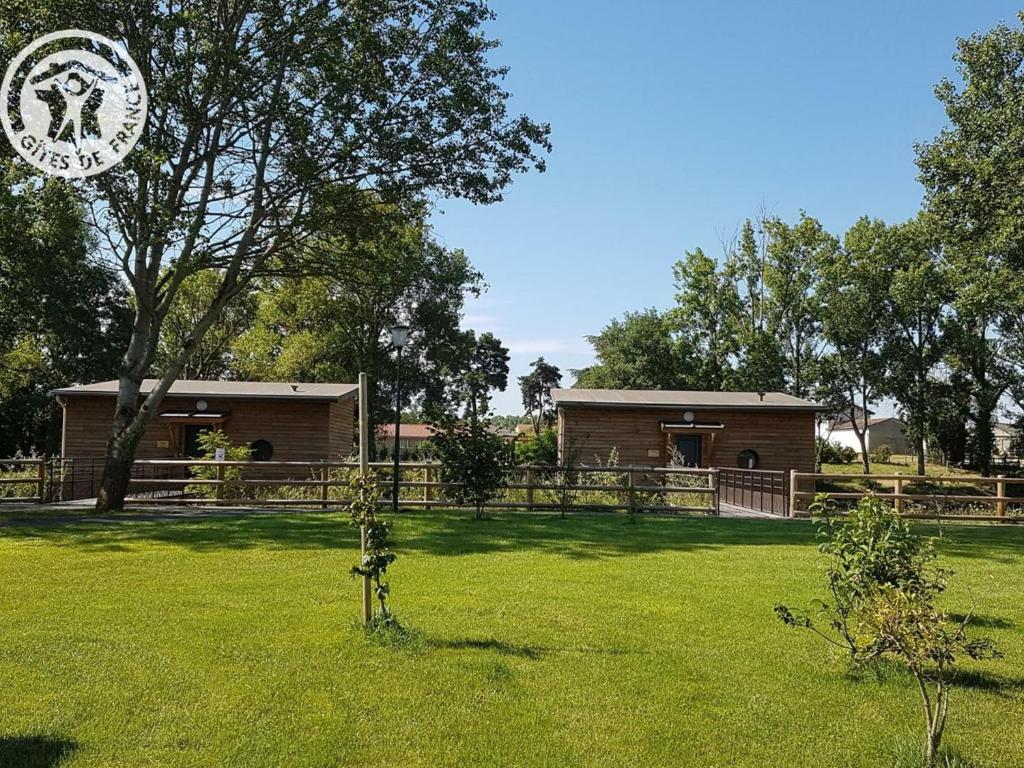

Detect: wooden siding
327,400,355,458
61,395,350,462
559,405,815,473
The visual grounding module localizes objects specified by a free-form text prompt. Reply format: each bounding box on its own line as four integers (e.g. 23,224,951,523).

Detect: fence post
215,463,225,503
424,465,433,509
320,464,329,509
788,470,798,518
36,459,45,503
627,471,636,516
526,468,535,511
358,373,372,627
894,473,903,514
710,469,719,516
996,475,1006,517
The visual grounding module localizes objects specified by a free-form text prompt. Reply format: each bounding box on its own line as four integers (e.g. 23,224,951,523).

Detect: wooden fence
0,456,717,515
789,470,1024,521
91,459,721,515
0,458,45,502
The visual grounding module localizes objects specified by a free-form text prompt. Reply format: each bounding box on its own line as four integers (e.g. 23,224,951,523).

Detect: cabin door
674,435,702,467
183,425,212,458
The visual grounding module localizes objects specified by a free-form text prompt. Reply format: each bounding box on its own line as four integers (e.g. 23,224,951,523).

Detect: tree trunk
916,431,927,477
95,371,148,513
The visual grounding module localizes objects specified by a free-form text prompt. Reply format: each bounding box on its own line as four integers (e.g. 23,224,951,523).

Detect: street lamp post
390,324,410,514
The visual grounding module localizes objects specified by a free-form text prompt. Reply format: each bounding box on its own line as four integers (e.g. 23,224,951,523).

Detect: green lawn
0,512,1021,768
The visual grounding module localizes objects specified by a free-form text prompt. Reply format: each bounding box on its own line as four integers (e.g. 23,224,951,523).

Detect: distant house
552,389,822,471
376,423,435,454
994,423,1021,457
826,416,910,455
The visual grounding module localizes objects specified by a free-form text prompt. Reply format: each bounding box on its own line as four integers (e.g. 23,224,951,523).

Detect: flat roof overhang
558,402,822,413
661,422,725,431
158,411,230,424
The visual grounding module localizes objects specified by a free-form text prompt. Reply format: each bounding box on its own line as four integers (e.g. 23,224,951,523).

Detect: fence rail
789,470,1024,521
0,458,45,502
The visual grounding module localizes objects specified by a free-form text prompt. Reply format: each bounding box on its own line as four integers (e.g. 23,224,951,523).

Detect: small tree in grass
432,418,508,520
348,474,397,627
186,430,252,499
776,495,1002,766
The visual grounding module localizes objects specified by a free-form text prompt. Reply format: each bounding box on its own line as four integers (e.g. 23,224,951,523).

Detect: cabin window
737,449,759,469
250,439,274,462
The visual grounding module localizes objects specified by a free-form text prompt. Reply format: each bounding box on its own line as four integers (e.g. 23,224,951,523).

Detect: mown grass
0,511,1021,768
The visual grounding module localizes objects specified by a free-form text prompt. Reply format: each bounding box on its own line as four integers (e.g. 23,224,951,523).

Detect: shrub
776,495,1002,766
515,428,558,466
432,419,509,519
870,444,893,464
817,437,856,465
186,430,252,499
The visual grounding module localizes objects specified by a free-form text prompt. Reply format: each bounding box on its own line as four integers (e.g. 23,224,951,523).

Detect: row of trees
576,15,1024,476
1,0,550,511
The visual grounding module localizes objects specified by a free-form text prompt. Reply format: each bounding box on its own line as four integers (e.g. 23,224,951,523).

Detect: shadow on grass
0,735,76,768
949,669,1024,698
434,637,547,659
947,612,1015,629
1,510,1022,563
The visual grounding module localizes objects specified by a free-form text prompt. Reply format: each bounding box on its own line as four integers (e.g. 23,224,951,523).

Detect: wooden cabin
53,379,357,462
552,389,820,472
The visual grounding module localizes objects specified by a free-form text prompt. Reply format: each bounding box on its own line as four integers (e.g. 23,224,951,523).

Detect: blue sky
429,1,1022,415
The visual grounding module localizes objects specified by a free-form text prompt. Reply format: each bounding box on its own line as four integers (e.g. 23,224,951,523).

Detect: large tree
0,159,130,455
725,219,787,391
762,214,834,398
518,357,562,434
155,270,257,380
916,13,1024,473
230,212,483,437
816,217,894,473
882,216,949,476
2,1,549,510
573,309,695,390
670,248,740,389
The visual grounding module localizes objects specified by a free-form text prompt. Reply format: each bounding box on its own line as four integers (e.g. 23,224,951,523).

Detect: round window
737,449,759,469
250,439,274,462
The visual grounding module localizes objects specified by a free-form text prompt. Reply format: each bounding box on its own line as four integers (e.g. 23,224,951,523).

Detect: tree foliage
776,496,1001,766
519,357,562,435
0,160,130,455
1,0,550,511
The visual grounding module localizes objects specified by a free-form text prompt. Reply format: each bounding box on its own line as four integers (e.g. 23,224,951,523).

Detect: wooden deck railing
93,459,722,515
789,470,1024,521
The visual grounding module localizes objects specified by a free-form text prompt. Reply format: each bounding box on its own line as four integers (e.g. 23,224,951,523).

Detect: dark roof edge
555,401,825,412
51,388,358,402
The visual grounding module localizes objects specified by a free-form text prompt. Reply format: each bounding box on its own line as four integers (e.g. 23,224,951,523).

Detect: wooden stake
358,373,372,626
788,470,798,518
36,459,46,503
996,475,1006,517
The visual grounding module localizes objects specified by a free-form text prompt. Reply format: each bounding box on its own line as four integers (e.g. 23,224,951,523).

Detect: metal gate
717,468,789,516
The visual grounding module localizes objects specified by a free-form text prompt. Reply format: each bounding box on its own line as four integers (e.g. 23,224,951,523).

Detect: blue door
675,435,702,467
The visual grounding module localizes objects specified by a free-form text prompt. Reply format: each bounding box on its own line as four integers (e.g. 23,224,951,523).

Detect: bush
432,419,509,519
776,495,1002,766
186,430,252,499
515,428,558,465
870,444,893,464
817,437,856,465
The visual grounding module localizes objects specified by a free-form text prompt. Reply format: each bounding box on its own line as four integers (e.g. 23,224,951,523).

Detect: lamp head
390,324,411,348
